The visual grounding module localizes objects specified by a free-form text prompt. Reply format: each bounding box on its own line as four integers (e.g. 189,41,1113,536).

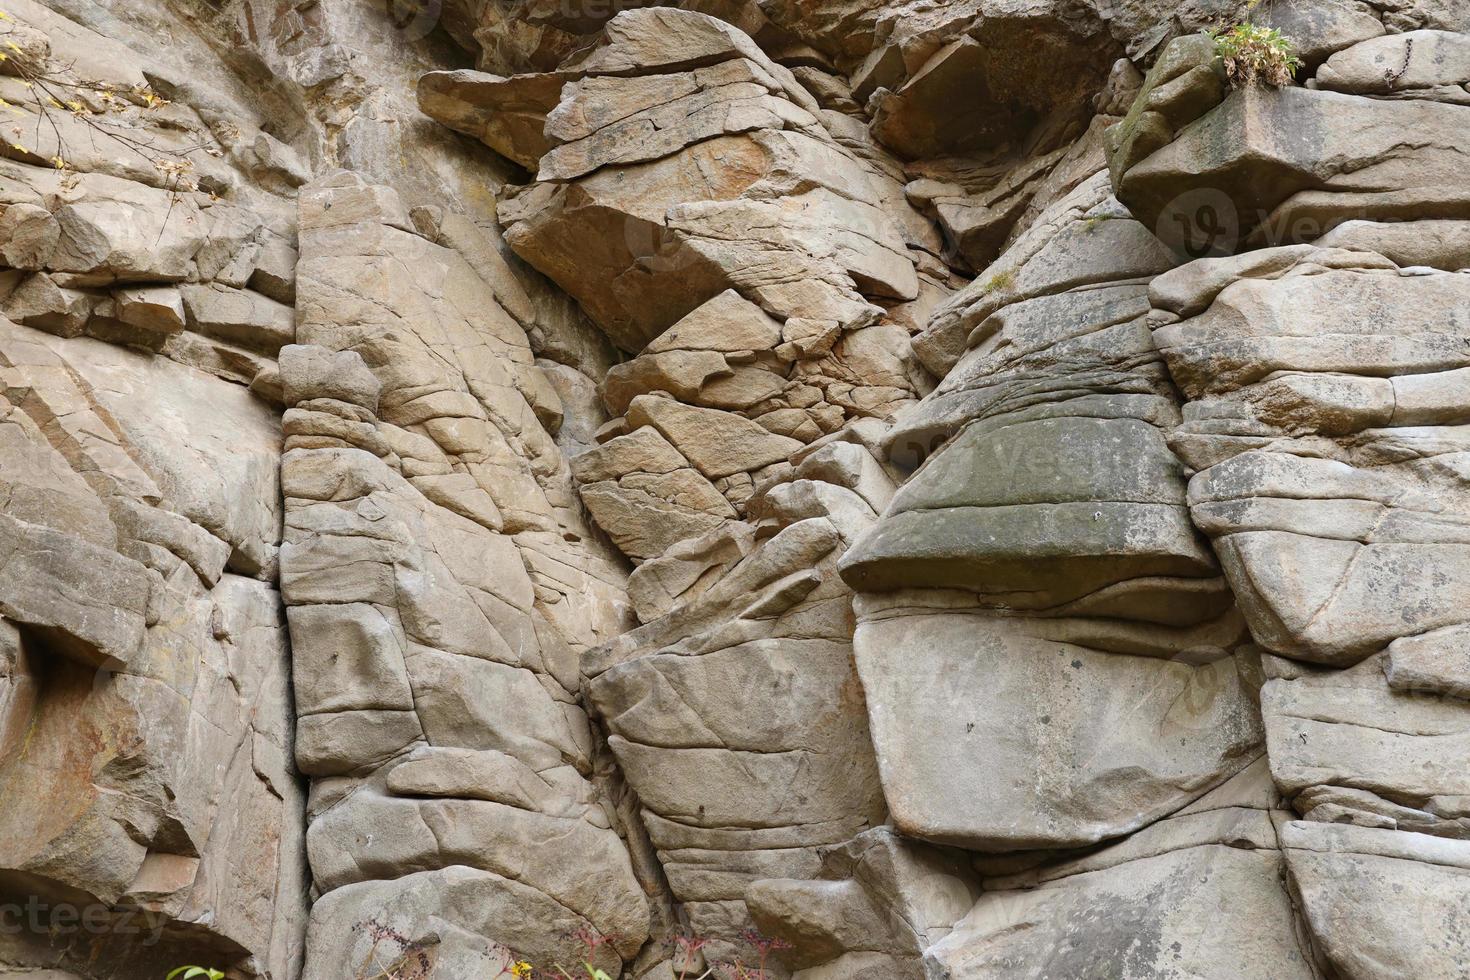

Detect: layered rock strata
2,1,1470,979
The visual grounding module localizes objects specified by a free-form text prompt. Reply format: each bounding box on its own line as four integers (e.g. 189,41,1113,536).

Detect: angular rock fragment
626,394,803,480
1113,82,1470,254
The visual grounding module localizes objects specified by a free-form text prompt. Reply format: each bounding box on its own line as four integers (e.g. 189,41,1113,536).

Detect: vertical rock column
841,170,1266,854
282,173,648,977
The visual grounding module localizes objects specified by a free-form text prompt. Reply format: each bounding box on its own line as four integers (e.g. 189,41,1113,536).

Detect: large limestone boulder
851,600,1262,851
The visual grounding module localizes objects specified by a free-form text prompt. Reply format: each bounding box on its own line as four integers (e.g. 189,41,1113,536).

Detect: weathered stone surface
0,309,303,977
303,867,625,979
586,511,885,960
114,285,186,338
626,394,803,480
306,790,646,958
417,68,570,169
1113,83,1470,254
4,272,93,336
570,426,739,560
1386,624,1470,700
862,10,1119,161
842,416,1217,605
0,16,318,968
1105,34,1224,189
929,762,1315,979
1284,822,1470,980
179,283,296,354
852,600,1261,850
748,827,979,976
913,172,1176,376
480,8,934,356
1315,218,1470,269
1316,29,1470,98
0,511,148,667
1188,450,1470,664
1263,653,1470,834
284,173,650,973
1257,0,1387,68
12,2,1470,977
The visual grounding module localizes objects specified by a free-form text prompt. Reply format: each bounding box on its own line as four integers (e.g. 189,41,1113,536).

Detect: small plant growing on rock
352,919,438,979
1210,23,1302,87
672,933,712,979
511,929,795,980
166,969,224,980
983,269,1016,293
708,931,793,980
0,5,227,208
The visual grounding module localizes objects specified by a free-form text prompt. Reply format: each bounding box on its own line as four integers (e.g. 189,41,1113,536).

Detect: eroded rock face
0,5,307,976
927,761,1317,980
284,173,648,974
583,507,889,962
5,2,1470,979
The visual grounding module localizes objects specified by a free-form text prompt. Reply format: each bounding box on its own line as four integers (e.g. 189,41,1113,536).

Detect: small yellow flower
510,961,534,978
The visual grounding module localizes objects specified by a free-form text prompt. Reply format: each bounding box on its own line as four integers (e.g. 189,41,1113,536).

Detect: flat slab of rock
842,417,1218,612
627,395,802,479
852,608,1262,851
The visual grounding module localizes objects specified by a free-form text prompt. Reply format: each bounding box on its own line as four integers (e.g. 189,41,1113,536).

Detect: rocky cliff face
0,1,1468,978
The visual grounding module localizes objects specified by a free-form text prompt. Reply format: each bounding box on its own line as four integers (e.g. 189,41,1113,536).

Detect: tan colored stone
627,395,802,479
